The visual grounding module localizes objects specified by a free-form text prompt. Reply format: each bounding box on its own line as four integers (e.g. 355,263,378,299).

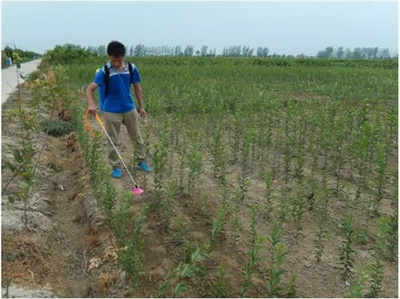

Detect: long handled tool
85,110,144,195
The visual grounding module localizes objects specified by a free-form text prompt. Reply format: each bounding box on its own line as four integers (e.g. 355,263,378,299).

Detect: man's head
107,41,126,69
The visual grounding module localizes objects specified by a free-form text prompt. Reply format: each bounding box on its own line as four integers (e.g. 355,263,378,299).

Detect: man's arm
133,82,146,118
86,82,98,114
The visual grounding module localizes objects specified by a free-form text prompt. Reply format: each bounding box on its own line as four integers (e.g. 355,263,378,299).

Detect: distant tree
256,47,269,57
168,45,173,56
4,46,13,58
337,47,344,59
344,47,353,59
184,45,194,56
228,46,234,56
195,50,200,56
243,46,250,57
241,46,254,57
159,45,165,56
174,46,183,56
379,48,390,59
201,45,208,57
231,45,241,57
373,47,379,59
365,47,374,59
63,43,83,50
146,46,153,56
248,48,254,57
134,44,145,56
316,50,327,58
207,48,216,57
256,47,263,57
87,46,98,55
325,46,334,58
353,47,362,59
97,45,106,56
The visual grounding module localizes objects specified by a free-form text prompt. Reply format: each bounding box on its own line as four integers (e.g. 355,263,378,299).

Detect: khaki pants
104,109,145,169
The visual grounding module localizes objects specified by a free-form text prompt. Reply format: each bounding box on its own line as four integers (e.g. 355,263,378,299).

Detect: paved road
2,59,42,104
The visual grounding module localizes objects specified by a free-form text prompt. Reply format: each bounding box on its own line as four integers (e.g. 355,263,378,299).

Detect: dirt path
1,87,98,297
42,136,93,297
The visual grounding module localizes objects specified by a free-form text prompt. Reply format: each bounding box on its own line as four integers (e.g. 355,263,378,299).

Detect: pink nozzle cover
132,186,144,195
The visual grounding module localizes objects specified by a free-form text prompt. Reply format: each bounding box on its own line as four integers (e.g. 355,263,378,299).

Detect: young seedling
230,114,242,164
152,120,171,213
241,127,256,178
211,266,229,298
314,188,329,261
210,206,227,250
291,183,307,240
163,180,178,231
339,214,356,282
187,142,203,198
347,266,370,298
240,205,264,297
156,246,205,298
119,203,148,286
370,142,388,216
113,191,133,247
367,218,387,298
286,275,298,298
267,221,288,297
264,169,274,220
3,144,36,227
385,208,398,261
211,128,227,188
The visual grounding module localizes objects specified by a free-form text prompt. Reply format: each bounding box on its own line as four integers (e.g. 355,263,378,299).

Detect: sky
1,1,398,56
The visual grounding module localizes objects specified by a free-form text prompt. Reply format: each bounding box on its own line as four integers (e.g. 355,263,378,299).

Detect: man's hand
86,83,98,116
88,103,97,115
139,108,147,118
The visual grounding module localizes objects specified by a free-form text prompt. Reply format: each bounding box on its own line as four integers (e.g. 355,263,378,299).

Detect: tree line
5,43,395,60
316,46,393,59
91,44,397,59
2,46,42,68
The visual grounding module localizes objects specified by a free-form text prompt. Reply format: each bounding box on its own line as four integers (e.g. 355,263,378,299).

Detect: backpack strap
128,62,133,84
104,64,110,97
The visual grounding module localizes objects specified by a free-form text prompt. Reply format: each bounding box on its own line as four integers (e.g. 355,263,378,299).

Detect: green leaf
18,181,29,190
173,282,188,297
13,150,22,162
3,161,16,173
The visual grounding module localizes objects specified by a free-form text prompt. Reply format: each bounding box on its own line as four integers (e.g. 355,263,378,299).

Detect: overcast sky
1,1,398,56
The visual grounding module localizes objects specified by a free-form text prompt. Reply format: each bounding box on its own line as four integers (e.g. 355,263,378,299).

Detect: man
86,41,151,178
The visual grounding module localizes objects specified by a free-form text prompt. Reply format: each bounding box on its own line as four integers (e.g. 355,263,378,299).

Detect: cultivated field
2,52,398,298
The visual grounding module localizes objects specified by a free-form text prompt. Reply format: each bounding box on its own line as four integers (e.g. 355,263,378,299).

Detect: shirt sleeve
132,67,141,84
93,67,105,86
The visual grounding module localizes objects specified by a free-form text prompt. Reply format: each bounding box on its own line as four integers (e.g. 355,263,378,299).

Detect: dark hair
107,41,126,57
